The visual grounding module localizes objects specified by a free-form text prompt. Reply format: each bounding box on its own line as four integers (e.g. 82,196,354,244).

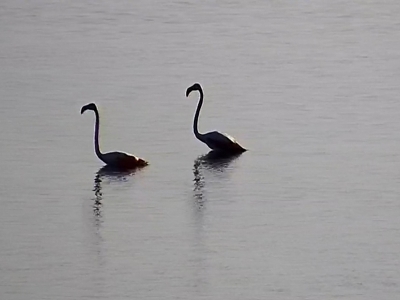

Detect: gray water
1,1,400,299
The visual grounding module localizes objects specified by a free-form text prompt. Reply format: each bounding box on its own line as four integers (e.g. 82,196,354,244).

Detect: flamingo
186,83,247,154
81,103,148,169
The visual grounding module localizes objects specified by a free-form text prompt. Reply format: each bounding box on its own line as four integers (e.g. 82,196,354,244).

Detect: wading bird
186,83,246,154
81,103,148,169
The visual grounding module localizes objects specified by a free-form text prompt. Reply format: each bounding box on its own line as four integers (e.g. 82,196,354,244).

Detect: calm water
1,1,400,299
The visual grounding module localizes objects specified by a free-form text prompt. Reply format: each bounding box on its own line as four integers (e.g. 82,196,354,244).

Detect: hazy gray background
1,1,400,299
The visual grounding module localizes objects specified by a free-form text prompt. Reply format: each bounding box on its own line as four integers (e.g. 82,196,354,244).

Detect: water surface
1,1,400,299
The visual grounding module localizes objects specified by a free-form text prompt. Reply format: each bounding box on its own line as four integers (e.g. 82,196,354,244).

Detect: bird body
186,83,246,154
200,131,246,152
100,151,148,169
81,103,148,169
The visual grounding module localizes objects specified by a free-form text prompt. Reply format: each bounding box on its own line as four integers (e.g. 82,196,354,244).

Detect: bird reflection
92,165,138,219
93,173,103,219
193,150,242,209
193,159,205,207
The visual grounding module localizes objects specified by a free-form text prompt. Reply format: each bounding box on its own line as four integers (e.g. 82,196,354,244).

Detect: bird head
81,103,97,114
186,83,202,97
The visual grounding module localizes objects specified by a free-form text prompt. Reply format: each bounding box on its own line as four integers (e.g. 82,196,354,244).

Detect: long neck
193,89,204,140
93,108,103,160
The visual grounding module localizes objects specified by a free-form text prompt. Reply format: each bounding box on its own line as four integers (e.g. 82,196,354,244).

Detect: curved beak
80,105,87,114
186,87,193,97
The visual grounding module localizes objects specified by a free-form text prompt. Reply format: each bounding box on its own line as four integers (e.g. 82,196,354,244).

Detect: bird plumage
81,103,148,169
186,83,246,154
